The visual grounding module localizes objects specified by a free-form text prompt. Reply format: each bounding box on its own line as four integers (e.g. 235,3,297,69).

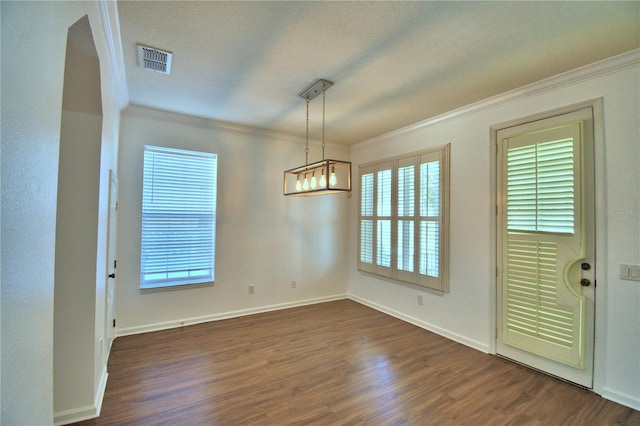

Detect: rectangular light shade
284,159,351,196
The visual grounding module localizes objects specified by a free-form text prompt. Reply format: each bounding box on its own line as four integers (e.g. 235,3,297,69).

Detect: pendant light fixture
283,79,351,196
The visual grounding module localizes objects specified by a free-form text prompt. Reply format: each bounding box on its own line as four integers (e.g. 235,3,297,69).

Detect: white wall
348,52,640,409
1,2,121,424
116,107,350,335
54,110,102,414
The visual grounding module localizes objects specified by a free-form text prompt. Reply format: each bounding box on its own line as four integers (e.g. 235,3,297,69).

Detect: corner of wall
53,367,108,425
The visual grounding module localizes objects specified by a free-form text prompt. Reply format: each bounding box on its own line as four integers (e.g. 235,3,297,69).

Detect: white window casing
140,145,218,290
358,144,450,293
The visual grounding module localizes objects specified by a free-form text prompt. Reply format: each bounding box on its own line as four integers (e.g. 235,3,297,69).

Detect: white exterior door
496,107,596,387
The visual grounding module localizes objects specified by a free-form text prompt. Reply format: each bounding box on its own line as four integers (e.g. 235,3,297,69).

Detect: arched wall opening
53,14,104,421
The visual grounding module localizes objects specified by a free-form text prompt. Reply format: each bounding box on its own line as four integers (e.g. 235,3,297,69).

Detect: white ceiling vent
137,44,172,75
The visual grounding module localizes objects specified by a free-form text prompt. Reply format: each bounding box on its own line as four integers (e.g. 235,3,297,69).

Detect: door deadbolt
581,262,591,271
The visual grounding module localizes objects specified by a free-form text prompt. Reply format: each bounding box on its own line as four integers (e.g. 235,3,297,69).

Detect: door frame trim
105,169,119,359
489,98,605,394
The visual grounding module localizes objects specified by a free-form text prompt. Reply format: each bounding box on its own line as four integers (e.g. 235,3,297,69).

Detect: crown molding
123,104,348,152
352,49,640,152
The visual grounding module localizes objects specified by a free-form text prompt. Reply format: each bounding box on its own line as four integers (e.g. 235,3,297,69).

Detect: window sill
140,281,214,293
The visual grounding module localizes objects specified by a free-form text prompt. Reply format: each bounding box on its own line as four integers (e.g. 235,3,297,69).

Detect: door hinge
114,259,117,269
113,319,116,328
115,202,119,211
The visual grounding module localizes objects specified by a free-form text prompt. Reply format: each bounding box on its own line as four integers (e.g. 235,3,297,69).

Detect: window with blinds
420,158,440,278
140,145,218,290
377,168,392,269
507,138,575,234
358,145,450,292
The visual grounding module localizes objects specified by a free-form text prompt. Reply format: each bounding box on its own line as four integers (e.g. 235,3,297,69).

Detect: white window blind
505,239,574,349
420,158,440,278
140,145,218,289
398,163,415,273
358,145,449,292
377,168,392,269
360,172,374,264
507,138,575,234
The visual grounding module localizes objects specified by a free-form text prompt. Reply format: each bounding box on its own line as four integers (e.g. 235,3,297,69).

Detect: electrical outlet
620,264,640,282
291,280,297,289
417,294,423,305
249,284,255,294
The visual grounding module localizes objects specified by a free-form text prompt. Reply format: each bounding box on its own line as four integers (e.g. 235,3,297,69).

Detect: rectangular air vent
137,44,172,75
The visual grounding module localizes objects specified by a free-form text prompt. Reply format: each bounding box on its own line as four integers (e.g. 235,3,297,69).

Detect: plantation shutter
419,155,442,281
359,168,375,271
502,122,585,368
397,157,416,282
376,164,393,276
507,139,575,234
141,145,218,289
358,145,449,292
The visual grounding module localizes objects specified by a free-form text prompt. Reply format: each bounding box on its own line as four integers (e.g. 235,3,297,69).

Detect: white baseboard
348,294,490,353
600,387,640,411
53,367,109,425
95,366,109,416
54,404,97,426
116,294,349,337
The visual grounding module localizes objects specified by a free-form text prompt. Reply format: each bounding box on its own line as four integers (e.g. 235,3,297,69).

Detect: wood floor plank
74,300,639,425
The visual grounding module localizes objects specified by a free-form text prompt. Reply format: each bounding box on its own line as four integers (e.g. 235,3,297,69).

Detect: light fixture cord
322,87,326,160
305,98,310,165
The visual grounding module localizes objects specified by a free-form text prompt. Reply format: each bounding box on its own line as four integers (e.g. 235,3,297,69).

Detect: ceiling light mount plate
299,79,333,101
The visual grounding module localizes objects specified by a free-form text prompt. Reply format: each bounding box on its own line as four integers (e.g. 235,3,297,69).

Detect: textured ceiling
117,1,639,145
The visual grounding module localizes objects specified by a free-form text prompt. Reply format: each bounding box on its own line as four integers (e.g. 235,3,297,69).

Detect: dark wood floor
75,299,639,425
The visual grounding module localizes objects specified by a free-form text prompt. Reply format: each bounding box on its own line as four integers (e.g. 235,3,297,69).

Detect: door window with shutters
498,120,589,369
358,145,450,292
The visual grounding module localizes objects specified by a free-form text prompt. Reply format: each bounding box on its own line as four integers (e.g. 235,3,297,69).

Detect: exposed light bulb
295,175,302,191
319,169,326,187
329,165,337,187
302,174,309,190
310,172,317,189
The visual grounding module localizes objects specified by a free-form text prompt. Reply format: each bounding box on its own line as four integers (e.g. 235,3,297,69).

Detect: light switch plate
620,264,640,282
